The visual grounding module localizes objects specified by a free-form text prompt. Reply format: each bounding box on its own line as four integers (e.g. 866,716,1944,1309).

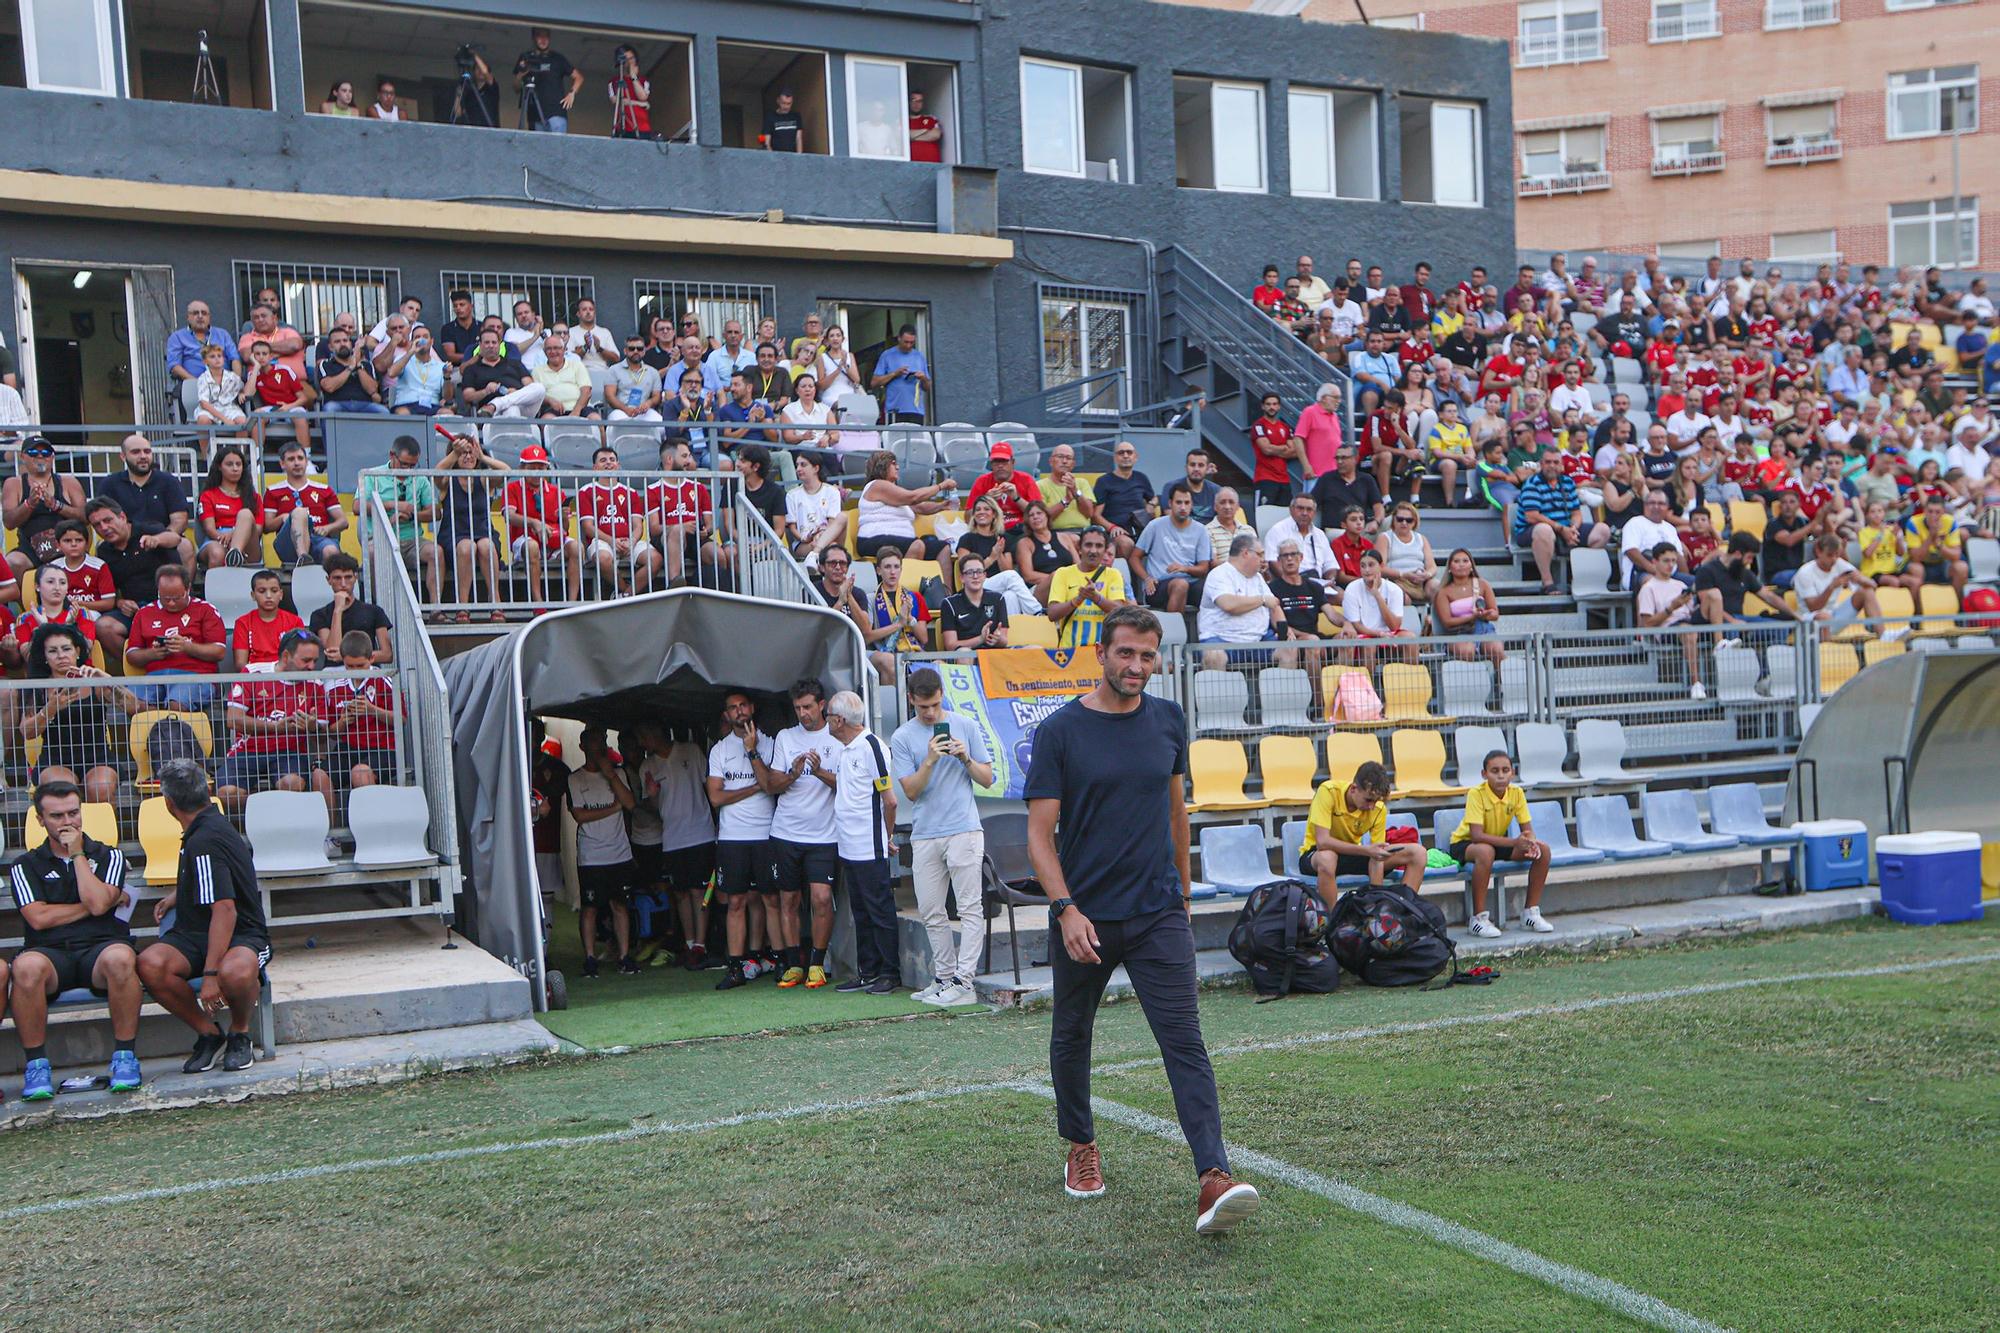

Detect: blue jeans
276,527,341,566
529,113,568,134
134,669,213,712
323,400,389,415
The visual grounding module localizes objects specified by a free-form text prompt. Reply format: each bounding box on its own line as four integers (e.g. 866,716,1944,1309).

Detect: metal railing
1651,150,1727,176
0,437,206,502
1766,138,1842,166
1649,10,1720,39
1765,0,1837,25
1517,27,1607,66
735,491,821,608
1518,170,1613,197
990,369,1131,422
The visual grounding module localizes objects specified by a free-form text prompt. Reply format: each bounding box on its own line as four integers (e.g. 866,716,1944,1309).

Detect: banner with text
922,651,1096,799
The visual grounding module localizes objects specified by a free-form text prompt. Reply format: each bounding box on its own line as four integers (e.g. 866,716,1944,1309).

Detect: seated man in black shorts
1297,760,1425,910
8,779,143,1099
137,758,273,1074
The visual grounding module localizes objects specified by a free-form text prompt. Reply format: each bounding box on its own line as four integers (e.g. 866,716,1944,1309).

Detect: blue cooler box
1877,831,1984,925
1790,819,1869,891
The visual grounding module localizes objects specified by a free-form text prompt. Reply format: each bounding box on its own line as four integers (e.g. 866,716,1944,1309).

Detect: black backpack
1227,880,1342,1002
1329,882,1456,988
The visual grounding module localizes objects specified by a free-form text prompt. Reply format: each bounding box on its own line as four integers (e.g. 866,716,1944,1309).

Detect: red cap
988,441,1014,462
519,444,551,466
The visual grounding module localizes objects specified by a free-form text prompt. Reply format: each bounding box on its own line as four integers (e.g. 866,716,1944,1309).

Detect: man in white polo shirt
764,678,847,990
706,690,779,990
826,691,903,996
1198,533,1286,670
566,725,638,979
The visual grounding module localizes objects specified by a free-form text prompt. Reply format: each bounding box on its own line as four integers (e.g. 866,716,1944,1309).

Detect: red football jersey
324,673,399,752
644,478,714,527
199,487,263,536
54,556,115,608
14,606,96,646
129,598,226,675
265,481,339,525
1251,416,1294,484
225,675,327,755
502,478,569,546
576,481,639,542
233,609,305,666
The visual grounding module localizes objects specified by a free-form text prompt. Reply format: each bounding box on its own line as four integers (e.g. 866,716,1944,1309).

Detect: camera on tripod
454,43,481,74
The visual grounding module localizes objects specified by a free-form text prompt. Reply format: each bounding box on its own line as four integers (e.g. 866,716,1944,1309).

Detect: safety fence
0,439,206,508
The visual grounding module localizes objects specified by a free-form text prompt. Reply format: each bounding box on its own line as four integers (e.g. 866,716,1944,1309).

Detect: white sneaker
1522,906,1555,933
1717,636,1742,650
1468,912,1502,939
1689,681,1707,701
921,982,970,1007
911,979,947,1002
938,980,982,1006
1882,625,1911,642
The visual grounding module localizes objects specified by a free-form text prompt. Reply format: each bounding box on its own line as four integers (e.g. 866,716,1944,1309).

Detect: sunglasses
23,445,55,457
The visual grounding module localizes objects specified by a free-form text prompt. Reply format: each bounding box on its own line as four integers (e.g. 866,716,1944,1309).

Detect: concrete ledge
972,887,1882,1007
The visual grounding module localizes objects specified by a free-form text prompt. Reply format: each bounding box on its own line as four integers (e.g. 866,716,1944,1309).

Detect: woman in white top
1376,501,1438,605
814,326,862,405
367,80,402,120
783,453,848,567
780,373,841,468
855,450,955,562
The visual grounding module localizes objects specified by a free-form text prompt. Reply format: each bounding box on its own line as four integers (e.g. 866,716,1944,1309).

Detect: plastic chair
349,785,438,869
1452,725,1508,787
1390,729,1468,798
1439,660,1497,717
290,563,334,624
1257,668,1313,728
1574,719,1634,782
1713,643,1762,702
1156,613,1188,648
1199,824,1276,896
543,422,602,470
1187,739,1263,812
1873,585,1917,625
1863,638,1906,668
902,558,944,589
1325,731,1384,787
1968,539,1999,586
1958,634,1995,649
1707,784,1798,846
1913,585,1960,638
24,802,118,852
478,419,540,464
1380,663,1446,723
204,567,257,627
1255,504,1289,539
1574,795,1672,859
1764,643,1799,699
129,710,217,790
1192,670,1251,732
1009,615,1059,648
137,796,185,884
1727,501,1766,541
1568,545,1618,596
1279,818,1311,874
1524,800,1607,867
1818,641,1858,694
245,790,334,875
1515,721,1584,787
1640,790,1741,852
1257,735,1318,806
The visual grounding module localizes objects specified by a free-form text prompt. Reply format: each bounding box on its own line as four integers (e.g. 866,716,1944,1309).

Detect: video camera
454,43,482,75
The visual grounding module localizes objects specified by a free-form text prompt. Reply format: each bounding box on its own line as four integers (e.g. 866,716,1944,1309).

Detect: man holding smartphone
890,669,993,1006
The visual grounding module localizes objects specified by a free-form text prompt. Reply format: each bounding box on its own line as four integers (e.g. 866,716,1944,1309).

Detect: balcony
1649,12,1721,40
1766,137,1843,165
1517,27,1607,67
1765,0,1838,28
1652,149,1726,176
1518,170,1613,197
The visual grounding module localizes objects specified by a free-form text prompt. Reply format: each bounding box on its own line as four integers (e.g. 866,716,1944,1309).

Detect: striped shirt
1512,472,1583,542
171,806,268,944
11,836,130,948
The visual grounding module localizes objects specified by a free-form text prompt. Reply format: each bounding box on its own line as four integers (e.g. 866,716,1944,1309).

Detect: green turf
538,900,947,1047
3,918,1996,1330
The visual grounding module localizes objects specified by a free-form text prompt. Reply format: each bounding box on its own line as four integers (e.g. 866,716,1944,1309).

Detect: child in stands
232,569,304,670
1451,750,1554,939
1297,761,1426,911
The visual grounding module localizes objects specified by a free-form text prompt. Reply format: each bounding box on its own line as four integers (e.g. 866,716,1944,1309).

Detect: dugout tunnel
1785,647,2000,873
442,589,870,1006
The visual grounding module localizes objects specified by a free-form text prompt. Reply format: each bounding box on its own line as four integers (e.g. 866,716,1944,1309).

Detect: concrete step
971,886,1889,1007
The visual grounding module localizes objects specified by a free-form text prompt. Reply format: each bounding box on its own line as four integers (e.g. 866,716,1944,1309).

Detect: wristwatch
1049,897,1075,919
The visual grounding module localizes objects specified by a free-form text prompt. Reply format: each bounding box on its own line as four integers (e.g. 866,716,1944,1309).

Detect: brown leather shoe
1064,1141,1106,1199
1195,1168,1260,1235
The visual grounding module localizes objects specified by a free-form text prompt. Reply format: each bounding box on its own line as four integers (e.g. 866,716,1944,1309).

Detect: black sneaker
714,967,748,991
866,976,898,995
582,955,600,979
617,955,640,975
222,1032,256,1072
182,1031,226,1073
834,974,875,993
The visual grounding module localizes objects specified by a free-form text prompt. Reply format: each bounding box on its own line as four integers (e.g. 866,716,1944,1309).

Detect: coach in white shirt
1946,420,1991,481
1262,494,1337,580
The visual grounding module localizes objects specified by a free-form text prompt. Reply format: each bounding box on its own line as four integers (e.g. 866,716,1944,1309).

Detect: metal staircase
1154,245,1354,480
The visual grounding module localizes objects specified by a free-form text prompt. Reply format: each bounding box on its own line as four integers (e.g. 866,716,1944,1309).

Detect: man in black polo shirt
86,496,178,658
136,758,273,1074
8,779,142,1099
763,88,803,151
1309,445,1385,534
95,434,193,573
1093,440,1157,565
1025,605,1259,1235
438,289,482,368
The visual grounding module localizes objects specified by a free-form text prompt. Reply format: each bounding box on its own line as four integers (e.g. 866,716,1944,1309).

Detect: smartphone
932,722,951,740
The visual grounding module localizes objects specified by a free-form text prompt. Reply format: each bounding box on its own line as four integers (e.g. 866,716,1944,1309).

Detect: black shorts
21,938,134,996
630,842,664,891
1922,560,1955,585
576,861,635,910
856,533,949,562
1299,848,1372,879
216,751,313,791
771,837,838,892
716,839,779,895
661,842,717,895
1145,577,1193,609
155,930,272,979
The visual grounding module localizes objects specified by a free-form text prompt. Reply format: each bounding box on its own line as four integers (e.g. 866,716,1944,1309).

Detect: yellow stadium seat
1325,731,1384,788
914,512,936,538
1389,729,1469,799
1380,663,1449,724
338,494,365,561
1728,501,1766,541
1009,615,1059,648
139,795,223,883
1257,735,1318,806
1819,641,1859,694
902,558,944,589
24,802,119,852
1187,738,1263,812
1863,638,1906,668
1320,664,1383,727
1874,585,1916,627
1704,502,1725,531
1913,584,1960,637
130,710,217,790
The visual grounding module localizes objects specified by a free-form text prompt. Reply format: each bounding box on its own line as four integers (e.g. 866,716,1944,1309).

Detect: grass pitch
4,917,1996,1331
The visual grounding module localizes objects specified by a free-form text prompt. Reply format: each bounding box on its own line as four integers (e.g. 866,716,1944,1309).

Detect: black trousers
1049,906,1228,1177
842,857,901,982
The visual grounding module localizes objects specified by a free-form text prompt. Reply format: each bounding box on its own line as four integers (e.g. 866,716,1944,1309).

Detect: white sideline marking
0,948,1992,1229
1056,1086,1733,1333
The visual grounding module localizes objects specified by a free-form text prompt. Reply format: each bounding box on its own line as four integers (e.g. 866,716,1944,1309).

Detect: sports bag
1328,882,1456,987
1330,671,1383,722
1227,879,1342,1002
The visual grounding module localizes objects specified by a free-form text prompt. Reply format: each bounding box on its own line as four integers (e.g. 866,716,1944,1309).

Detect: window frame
1038,287,1139,415
1020,57,1086,179
1517,0,1607,67
1288,87,1339,199
1205,79,1269,194
1648,0,1721,41
20,0,125,97
1418,100,1484,208
1519,124,1605,180
1767,230,1841,265
1885,65,1980,141
1887,197,1980,270
845,55,911,162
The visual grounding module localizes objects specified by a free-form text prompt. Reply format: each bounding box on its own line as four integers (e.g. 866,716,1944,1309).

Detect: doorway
12,262,176,435
827,302,931,419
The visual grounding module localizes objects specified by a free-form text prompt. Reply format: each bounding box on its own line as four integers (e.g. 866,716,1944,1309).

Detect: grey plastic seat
479,420,540,464
543,422,602,470
1199,824,1275,896
1255,504,1289,539
246,790,335,876
1524,800,1607,867
1706,784,1798,846
1967,539,1998,586
349,785,439,869
1574,795,1672,859
1640,789,1740,852
289,563,334,624
1451,724,1508,786
1257,668,1312,728
1574,719,1634,782
1713,643,1761,701
1440,660,1498,717
1957,634,1994,649
1763,643,1799,699
1192,669,1250,731
1515,721,1586,787
204,567,257,626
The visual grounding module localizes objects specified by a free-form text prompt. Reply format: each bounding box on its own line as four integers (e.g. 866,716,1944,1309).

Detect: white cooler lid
1789,819,1869,836
1875,831,1982,854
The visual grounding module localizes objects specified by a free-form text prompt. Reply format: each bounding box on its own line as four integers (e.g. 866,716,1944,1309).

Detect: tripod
451,69,494,128
192,30,220,106
518,76,549,132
